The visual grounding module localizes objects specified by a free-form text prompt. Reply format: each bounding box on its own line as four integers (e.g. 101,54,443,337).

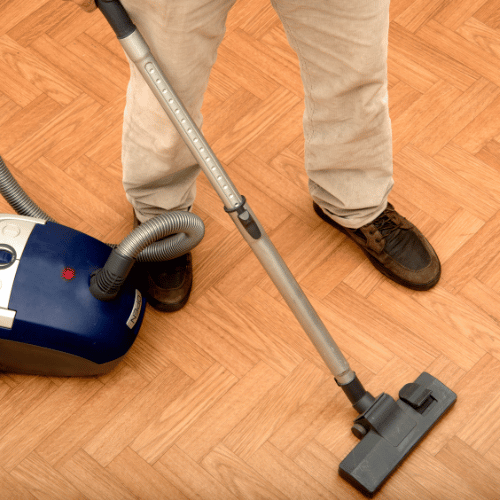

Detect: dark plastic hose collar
89,248,136,301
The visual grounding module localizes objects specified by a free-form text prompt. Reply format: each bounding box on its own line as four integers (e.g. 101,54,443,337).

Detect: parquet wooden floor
1,0,500,498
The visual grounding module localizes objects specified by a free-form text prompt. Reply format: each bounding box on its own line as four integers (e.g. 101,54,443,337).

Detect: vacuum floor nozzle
339,372,457,497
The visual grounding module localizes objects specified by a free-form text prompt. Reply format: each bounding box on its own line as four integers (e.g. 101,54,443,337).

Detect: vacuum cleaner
0,0,457,495
0,157,205,376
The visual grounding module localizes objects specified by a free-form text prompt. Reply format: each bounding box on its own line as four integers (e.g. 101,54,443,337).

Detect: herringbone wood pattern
1,0,500,498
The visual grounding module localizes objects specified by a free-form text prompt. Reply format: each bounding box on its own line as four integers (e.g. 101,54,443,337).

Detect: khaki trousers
121,0,393,229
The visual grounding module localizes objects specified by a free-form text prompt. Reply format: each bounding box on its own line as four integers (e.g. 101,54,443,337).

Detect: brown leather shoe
313,202,441,291
133,213,193,312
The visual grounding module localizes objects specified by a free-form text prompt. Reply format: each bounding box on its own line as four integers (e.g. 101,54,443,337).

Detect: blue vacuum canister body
0,214,145,376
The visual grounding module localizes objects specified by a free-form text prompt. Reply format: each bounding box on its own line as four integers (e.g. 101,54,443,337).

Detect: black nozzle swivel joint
337,373,376,415
89,248,136,301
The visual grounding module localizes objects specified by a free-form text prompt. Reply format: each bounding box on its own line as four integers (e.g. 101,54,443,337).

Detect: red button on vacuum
61,267,76,280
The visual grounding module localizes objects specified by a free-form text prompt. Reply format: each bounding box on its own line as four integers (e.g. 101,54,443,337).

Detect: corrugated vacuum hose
0,155,205,301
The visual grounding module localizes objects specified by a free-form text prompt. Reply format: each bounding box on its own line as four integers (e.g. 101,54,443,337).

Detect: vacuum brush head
339,372,457,497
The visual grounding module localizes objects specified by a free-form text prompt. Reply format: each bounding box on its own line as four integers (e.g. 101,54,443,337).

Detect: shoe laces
358,206,406,254
356,206,430,269
369,207,414,257
372,211,401,241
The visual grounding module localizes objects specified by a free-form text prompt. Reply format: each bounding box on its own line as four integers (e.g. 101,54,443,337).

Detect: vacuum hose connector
89,248,136,302
0,155,205,301
90,211,204,301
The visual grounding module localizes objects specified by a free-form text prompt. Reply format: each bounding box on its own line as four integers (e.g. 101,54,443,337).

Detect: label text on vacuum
126,289,142,329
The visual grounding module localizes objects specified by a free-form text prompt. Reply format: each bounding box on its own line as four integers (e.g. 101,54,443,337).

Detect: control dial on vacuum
0,244,16,269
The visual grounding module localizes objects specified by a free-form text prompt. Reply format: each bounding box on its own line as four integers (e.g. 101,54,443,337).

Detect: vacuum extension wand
96,0,356,387
96,1,457,496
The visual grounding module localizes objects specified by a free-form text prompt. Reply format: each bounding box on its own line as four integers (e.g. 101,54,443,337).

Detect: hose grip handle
96,0,136,39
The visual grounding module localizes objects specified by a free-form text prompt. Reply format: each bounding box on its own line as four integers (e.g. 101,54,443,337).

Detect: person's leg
271,0,393,228
271,0,440,290
119,0,237,311
121,0,237,223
